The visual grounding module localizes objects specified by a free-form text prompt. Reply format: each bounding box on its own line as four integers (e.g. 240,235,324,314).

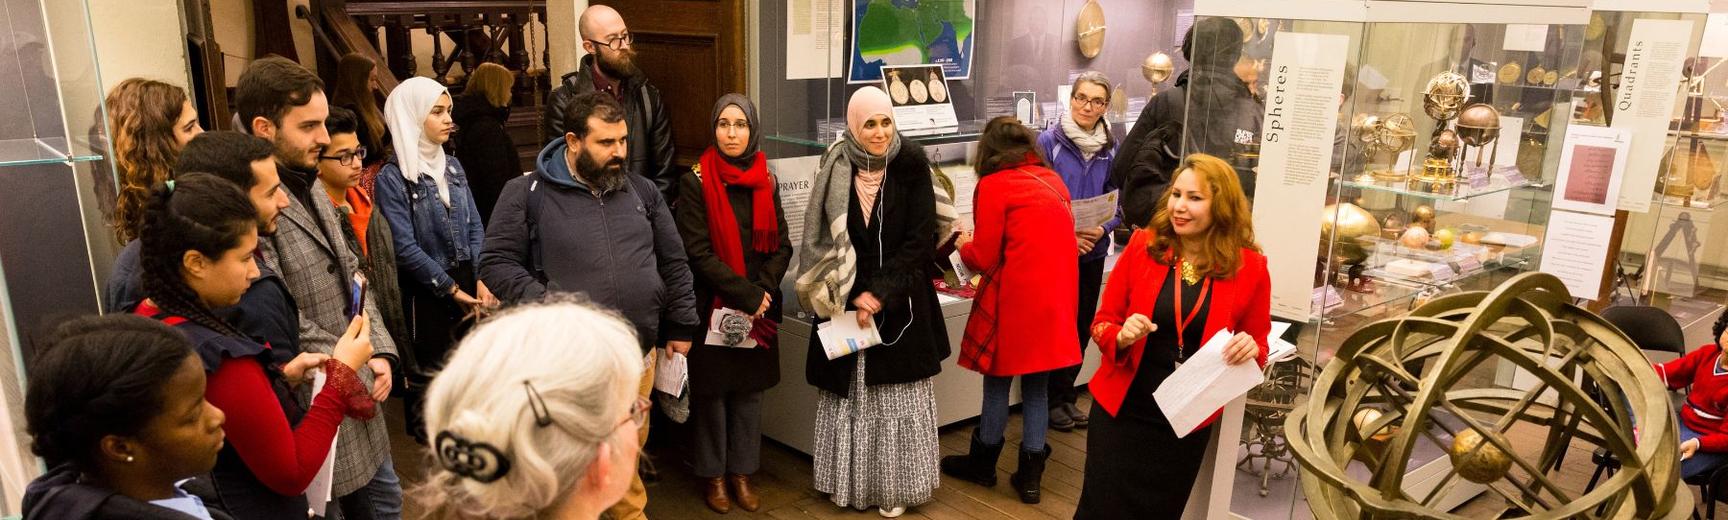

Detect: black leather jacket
542,55,679,202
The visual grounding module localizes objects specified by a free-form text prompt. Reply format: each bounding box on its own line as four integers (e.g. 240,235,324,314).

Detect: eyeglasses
319,147,368,166
587,32,634,51
615,397,651,431
1071,94,1109,111
717,120,750,132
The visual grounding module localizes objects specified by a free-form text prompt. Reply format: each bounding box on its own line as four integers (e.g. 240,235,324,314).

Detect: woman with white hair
413,298,648,520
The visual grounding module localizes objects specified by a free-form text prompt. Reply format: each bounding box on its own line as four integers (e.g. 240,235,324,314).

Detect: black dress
1077,262,1213,519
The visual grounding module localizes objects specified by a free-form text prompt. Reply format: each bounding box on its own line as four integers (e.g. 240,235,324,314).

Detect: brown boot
727,473,761,512
702,477,732,513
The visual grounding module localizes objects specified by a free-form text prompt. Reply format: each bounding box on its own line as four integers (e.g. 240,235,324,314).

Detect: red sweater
1658,343,1728,452
1088,230,1271,423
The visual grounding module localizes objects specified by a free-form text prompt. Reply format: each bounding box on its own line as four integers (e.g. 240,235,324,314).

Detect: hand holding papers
654,349,689,397
1072,190,1119,231
817,311,883,360
306,369,338,516
1155,330,1266,437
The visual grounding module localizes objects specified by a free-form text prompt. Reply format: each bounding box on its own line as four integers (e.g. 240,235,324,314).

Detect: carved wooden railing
305,0,554,167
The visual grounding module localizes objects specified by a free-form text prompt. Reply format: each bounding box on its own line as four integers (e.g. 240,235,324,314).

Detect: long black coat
673,164,793,395
452,92,519,225
805,142,951,398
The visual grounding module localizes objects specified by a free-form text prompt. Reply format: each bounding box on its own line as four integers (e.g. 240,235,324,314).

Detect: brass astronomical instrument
1454,103,1503,170
1287,273,1684,519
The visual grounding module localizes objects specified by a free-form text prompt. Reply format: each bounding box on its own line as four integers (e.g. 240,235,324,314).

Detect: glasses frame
586,32,634,51
318,146,368,166
1071,94,1109,111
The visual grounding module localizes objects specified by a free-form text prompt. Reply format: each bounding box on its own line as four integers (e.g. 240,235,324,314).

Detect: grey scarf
1062,114,1110,161
794,131,900,318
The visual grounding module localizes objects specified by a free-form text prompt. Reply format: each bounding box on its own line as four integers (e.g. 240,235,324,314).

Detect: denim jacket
375,157,485,294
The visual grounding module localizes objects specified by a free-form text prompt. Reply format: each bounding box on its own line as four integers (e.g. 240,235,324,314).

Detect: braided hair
138,172,258,338
25,314,194,470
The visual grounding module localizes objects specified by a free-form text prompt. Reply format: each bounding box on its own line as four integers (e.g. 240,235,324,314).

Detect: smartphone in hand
347,272,368,320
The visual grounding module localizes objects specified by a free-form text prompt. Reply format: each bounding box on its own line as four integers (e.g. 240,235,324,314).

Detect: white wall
209,0,254,86
87,0,191,92
547,0,589,79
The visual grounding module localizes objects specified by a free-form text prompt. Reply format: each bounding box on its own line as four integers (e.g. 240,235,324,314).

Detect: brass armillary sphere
1286,272,1683,519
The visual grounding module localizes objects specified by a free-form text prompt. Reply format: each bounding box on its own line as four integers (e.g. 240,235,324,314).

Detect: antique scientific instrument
1454,103,1503,170
1286,273,1683,519
1076,0,1106,59
1352,112,1418,180
1318,203,1380,292
1413,71,1470,193
1143,52,1175,96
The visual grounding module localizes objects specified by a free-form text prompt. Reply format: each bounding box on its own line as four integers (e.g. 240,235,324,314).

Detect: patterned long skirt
811,351,941,509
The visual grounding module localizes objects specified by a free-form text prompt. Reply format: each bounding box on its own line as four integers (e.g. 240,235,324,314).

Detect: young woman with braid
134,173,377,519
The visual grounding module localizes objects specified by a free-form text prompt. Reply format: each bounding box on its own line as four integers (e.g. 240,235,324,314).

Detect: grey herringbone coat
258,175,399,496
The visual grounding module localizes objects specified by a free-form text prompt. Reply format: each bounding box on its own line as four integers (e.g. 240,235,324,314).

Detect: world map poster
847,0,976,84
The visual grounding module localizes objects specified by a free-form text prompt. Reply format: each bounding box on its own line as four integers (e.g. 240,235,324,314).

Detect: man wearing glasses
319,106,410,370
543,4,679,202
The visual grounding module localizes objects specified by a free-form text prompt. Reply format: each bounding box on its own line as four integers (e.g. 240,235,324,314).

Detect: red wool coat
1089,230,1270,426
958,161,1082,377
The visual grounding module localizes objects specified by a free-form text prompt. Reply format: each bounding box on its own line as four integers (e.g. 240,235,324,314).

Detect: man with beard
483,92,698,520
235,56,405,519
543,4,678,202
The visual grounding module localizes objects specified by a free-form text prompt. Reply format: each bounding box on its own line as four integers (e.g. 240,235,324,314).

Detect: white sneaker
879,506,907,518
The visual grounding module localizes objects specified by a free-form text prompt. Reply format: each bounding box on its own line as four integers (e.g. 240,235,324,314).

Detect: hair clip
524,380,553,427
165,180,176,192
435,431,513,483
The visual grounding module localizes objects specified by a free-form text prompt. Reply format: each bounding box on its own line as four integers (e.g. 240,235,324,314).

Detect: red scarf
699,147,780,346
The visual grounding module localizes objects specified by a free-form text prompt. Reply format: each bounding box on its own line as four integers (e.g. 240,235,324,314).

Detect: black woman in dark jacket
673,93,793,514
23,315,232,520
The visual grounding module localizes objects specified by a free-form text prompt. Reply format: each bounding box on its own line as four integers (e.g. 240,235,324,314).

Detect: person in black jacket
23,315,231,520
792,86,949,518
453,62,521,225
1112,18,1260,233
542,5,678,202
673,93,793,514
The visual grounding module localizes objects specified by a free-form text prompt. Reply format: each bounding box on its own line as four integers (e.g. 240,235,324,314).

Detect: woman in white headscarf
793,86,949,518
374,76,495,443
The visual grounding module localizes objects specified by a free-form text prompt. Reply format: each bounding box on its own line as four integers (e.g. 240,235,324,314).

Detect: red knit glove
320,358,378,420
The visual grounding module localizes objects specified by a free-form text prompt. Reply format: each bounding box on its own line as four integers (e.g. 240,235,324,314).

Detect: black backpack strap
526,179,547,283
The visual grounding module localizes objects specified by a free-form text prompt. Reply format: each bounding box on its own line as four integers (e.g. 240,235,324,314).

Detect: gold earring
125,455,135,462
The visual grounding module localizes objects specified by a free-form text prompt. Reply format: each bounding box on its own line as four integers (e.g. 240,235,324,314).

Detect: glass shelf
1342,167,1535,202
766,119,990,151
0,138,105,168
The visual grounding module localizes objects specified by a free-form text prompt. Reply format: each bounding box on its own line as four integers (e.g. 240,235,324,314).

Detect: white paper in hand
305,369,338,516
654,350,689,397
1154,330,1266,437
816,312,882,360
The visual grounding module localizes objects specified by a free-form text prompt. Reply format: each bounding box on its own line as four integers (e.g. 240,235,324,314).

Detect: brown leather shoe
726,473,761,512
703,477,732,513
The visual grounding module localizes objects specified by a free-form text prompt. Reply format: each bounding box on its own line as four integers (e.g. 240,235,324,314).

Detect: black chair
1580,305,1696,517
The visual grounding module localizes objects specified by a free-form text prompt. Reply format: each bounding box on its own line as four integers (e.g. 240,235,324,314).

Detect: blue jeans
1680,416,1728,482
981,372,1051,452
335,454,402,519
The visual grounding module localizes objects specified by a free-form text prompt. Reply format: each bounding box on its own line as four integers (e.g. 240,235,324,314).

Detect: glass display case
1183,0,1591,518
1601,4,1723,336
0,0,116,512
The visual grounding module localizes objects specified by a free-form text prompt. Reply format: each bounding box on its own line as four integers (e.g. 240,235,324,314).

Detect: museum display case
1184,0,1593,517
1598,3,1724,334
0,0,117,513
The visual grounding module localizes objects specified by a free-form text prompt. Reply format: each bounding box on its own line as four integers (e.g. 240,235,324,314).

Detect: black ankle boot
940,430,1004,486
1011,445,1051,504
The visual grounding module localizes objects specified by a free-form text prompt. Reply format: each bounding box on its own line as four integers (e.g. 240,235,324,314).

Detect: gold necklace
1180,259,1200,285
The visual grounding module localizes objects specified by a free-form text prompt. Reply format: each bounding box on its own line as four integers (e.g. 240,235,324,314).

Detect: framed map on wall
847,0,977,84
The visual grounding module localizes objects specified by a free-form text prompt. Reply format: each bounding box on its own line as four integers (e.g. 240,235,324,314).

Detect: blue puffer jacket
1038,123,1123,261
375,157,486,294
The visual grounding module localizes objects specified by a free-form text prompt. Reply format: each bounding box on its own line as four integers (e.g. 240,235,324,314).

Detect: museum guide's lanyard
1172,263,1211,363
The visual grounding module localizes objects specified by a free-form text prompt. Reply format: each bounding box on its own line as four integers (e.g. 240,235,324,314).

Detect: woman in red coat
941,116,1081,504
1077,153,1269,519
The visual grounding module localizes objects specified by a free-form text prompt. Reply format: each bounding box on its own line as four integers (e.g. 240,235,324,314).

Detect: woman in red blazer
1076,153,1270,519
942,117,1082,504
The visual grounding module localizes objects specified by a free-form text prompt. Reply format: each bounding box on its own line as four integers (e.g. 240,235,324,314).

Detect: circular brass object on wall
1076,0,1107,59
1497,62,1522,85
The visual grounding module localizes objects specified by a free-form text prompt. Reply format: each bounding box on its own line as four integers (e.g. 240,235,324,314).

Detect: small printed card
706,308,759,348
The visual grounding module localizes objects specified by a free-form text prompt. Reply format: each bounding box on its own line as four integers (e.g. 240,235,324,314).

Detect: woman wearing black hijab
673,93,794,514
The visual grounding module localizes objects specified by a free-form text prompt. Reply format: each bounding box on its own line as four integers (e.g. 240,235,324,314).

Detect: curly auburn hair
1147,153,1261,279
107,78,191,245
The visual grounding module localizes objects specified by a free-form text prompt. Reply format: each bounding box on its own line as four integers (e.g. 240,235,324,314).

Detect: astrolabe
1497,62,1521,85
1076,0,1107,59
1543,70,1558,86
1526,65,1545,86
887,71,910,104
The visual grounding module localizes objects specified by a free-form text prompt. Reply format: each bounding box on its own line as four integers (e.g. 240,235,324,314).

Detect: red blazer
958,160,1082,376
1087,230,1271,425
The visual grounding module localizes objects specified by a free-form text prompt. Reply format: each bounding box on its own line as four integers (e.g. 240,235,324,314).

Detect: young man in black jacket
542,4,679,202
484,91,698,520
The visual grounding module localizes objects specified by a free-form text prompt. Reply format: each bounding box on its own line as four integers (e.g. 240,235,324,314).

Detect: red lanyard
1172,264,1211,355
